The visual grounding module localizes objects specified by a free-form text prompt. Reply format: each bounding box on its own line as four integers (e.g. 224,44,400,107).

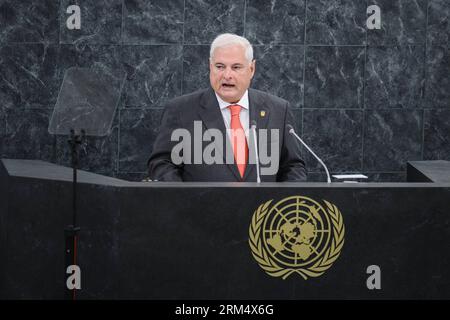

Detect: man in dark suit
148,33,306,182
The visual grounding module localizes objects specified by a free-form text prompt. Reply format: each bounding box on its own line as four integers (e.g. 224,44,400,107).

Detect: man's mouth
222,83,235,88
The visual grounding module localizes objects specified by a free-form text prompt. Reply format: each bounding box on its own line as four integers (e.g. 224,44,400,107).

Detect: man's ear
209,58,214,72
250,59,256,77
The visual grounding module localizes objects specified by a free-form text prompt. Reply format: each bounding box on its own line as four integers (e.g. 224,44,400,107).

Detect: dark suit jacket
147,88,307,182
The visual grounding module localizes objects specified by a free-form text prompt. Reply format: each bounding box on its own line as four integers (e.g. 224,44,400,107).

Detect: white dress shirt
214,90,250,139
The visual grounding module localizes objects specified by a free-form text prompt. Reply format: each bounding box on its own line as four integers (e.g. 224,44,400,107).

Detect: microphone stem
251,125,261,183
289,129,331,183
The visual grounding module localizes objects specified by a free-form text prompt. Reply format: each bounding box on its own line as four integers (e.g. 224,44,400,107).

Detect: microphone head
286,124,295,134
251,120,257,128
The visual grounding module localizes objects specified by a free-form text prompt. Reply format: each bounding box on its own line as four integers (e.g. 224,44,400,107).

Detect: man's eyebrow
214,62,245,66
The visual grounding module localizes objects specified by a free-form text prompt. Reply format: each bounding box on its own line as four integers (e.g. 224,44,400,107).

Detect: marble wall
0,0,448,181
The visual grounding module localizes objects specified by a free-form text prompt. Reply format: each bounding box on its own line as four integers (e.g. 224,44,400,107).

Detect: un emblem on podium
249,196,345,280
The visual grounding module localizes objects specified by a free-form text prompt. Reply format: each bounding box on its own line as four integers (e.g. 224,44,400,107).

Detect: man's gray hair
210,33,254,63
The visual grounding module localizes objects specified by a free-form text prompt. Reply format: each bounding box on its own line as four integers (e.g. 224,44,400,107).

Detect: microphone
250,120,261,183
286,124,331,183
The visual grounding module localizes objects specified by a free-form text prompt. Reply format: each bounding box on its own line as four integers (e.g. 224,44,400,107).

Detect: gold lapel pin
260,110,266,117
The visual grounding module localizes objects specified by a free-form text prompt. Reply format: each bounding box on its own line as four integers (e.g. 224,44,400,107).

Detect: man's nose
223,67,233,78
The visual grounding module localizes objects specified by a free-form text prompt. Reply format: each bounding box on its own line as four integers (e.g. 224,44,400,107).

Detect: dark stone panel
425,46,450,108
182,45,210,95
367,0,427,45
303,109,363,172
424,109,450,161
54,113,120,176
245,0,305,45
363,110,423,171
252,45,304,109
0,107,5,137
304,46,364,109
364,171,406,182
0,44,59,109
122,0,184,44
0,0,59,44
304,172,330,182
286,108,304,168
120,45,183,108
58,44,123,78
1,108,55,162
365,46,425,109
427,0,449,46
291,108,302,135
306,0,366,45
60,0,122,45
184,0,245,44
118,108,164,173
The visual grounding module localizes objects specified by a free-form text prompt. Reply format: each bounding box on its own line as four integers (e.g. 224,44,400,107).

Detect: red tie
228,104,248,178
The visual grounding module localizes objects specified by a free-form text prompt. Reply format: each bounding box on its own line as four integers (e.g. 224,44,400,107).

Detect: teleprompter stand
49,67,126,299
64,129,84,299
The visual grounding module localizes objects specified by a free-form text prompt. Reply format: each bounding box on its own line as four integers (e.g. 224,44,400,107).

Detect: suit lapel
243,89,270,181
198,89,242,180
249,89,270,131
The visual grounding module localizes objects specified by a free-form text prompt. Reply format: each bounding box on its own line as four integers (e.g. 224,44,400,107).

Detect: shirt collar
215,90,249,111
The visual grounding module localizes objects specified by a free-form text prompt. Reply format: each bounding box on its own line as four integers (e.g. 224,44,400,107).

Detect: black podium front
1,159,449,299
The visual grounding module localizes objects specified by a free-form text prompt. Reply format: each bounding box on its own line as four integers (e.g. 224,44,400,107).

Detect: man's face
209,44,255,103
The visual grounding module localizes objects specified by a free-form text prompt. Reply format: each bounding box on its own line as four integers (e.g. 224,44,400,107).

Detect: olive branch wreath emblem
248,197,345,280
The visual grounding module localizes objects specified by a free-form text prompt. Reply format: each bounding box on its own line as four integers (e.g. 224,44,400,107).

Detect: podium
1,158,450,299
